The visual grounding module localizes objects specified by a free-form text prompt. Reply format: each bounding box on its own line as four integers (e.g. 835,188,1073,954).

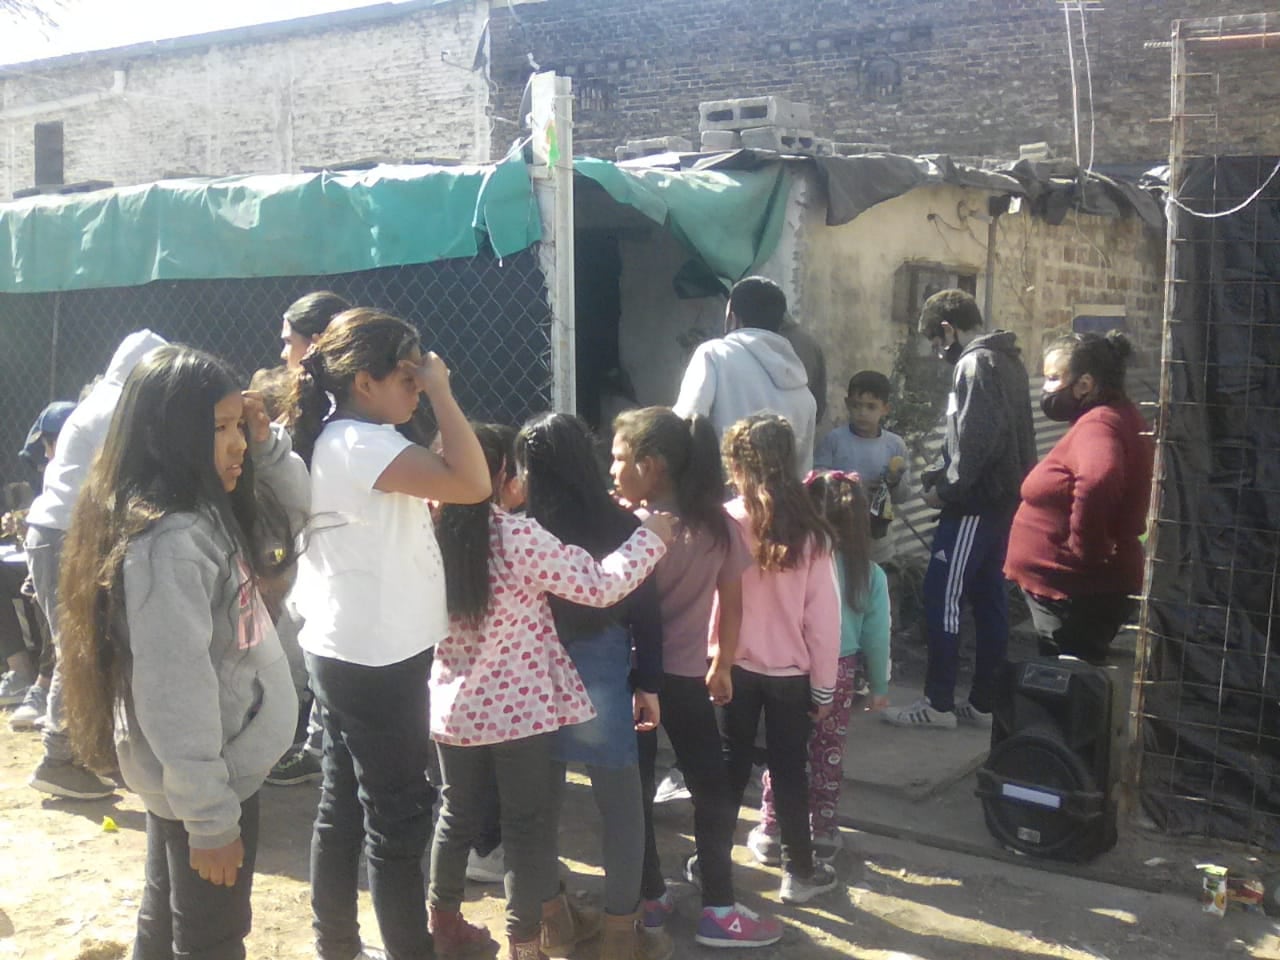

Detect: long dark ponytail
436,423,517,626
613,406,727,546
285,308,421,465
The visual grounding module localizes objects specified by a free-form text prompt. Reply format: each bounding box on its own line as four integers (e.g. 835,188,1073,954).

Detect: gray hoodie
115,425,308,848
673,328,817,477
924,330,1037,514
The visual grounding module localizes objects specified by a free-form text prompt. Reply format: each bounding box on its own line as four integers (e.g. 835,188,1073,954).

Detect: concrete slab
844,682,991,801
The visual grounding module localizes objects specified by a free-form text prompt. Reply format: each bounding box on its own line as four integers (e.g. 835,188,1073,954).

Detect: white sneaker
466,844,505,883
0,670,33,706
9,683,47,730
779,862,840,904
745,824,781,866
654,768,691,804
954,700,993,728
881,698,958,729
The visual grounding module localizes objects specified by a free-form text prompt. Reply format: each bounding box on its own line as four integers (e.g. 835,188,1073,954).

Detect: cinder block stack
614,135,693,162
697,96,832,156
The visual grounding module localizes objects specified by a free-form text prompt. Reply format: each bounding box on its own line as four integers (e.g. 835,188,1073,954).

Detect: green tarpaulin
574,158,791,284
0,156,789,295
0,158,542,294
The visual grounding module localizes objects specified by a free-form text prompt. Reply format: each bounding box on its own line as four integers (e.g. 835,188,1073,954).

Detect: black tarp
1139,156,1280,850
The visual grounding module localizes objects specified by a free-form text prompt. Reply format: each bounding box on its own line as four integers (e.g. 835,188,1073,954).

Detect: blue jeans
306,650,436,960
922,509,1013,713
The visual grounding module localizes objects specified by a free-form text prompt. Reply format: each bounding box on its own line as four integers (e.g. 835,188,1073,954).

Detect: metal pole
1125,16,1186,816
550,75,576,414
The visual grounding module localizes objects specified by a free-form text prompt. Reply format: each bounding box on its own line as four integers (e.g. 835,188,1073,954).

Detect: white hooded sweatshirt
27,330,169,532
673,328,817,478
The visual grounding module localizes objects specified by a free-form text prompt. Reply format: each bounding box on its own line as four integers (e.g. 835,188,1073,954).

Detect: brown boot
597,912,673,960
508,933,548,960
540,890,603,958
429,905,498,958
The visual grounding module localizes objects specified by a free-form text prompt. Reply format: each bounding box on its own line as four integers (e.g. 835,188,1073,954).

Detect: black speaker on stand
974,657,1125,862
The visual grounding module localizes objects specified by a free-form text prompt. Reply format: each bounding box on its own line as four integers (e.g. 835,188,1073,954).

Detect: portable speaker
974,657,1125,861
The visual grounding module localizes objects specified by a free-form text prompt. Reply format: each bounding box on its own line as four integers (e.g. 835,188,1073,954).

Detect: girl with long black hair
430,424,673,960
518,413,672,960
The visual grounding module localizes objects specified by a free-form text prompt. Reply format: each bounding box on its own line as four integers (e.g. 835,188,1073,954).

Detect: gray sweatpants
25,524,72,763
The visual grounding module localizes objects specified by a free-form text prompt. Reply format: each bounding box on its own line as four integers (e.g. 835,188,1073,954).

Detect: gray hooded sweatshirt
115,424,308,848
27,330,169,532
674,328,817,477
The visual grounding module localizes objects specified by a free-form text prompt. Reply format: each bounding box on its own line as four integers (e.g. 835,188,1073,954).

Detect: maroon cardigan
1004,401,1154,600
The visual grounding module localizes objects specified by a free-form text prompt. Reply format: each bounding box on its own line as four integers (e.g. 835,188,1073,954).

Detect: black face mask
1041,385,1086,422
938,340,964,365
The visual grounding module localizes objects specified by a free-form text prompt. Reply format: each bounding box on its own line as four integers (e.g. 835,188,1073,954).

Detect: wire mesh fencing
1135,14,1280,851
0,247,553,487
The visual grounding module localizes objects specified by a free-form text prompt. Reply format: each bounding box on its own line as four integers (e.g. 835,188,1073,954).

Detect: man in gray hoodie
674,276,817,477
26,330,168,799
884,289,1036,730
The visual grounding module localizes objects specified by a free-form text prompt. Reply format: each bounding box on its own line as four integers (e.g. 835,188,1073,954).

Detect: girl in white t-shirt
287,308,491,960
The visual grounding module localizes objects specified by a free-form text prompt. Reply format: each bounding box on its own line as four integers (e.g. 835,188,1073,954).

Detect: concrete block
700,129,743,151
625,135,693,156
698,96,812,132
615,145,640,162
1018,140,1052,162
739,125,818,154
833,141,892,156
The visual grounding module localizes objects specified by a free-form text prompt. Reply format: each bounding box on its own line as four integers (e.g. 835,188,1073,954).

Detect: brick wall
489,0,1280,162
0,1,489,199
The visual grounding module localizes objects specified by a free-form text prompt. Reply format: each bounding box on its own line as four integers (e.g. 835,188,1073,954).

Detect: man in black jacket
884,289,1036,729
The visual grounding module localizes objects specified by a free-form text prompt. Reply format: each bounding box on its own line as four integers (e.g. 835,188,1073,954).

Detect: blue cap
19,401,77,468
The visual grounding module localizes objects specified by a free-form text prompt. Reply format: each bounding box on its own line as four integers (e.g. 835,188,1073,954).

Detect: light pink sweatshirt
712,497,842,703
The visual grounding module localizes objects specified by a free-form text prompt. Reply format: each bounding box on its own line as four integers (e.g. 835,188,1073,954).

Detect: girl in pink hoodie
717,414,842,904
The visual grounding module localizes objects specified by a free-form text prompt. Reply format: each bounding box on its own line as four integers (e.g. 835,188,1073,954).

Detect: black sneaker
267,748,322,786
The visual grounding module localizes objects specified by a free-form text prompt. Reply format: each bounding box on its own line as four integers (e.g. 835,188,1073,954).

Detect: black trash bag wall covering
1140,156,1280,851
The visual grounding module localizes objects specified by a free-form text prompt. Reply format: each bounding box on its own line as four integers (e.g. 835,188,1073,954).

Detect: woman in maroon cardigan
1004,331,1154,664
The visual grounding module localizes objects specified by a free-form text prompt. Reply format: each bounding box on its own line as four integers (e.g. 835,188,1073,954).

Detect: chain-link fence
0,247,553,487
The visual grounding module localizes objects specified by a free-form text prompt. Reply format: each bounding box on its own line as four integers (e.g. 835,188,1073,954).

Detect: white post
531,72,576,413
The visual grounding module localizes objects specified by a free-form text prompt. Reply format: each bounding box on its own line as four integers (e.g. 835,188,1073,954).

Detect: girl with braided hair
717,414,842,905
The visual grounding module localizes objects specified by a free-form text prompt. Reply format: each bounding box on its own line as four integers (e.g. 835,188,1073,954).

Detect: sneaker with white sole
466,844,505,884
641,891,673,929
954,700,993,727
266,748,323,785
653,768,691,804
683,854,702,890
746,824,781,866
779,862,839,904
881,697,958,729
0,669,33,706
9,683,47,730
30,758,116,799
812,829,843,863
695,903,783,948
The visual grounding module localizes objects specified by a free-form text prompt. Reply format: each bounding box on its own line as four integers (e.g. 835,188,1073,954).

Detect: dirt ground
1,723,1278,960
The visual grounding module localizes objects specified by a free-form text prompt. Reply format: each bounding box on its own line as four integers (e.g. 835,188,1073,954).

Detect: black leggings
639,674,736,907
720,667,815,877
